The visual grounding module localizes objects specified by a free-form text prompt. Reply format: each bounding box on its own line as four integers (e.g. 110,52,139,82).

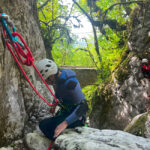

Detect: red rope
47,141,54,150
3,29,59,107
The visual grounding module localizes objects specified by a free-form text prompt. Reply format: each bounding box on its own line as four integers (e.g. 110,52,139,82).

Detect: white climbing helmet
36,58,58,80
142,58,148,63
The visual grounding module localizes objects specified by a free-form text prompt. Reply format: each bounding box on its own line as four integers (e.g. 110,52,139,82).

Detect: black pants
39,112,84,140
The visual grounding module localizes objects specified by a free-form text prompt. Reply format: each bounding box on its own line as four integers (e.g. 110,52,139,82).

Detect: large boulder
0,148,13,150
24,127,150,150
0,0,52,146
54,127,150,150
25,133,50,150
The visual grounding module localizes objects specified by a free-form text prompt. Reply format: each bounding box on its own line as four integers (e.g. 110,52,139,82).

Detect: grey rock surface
25,133,50,150
124,112,149,137
0,0,50,146
0,148,13,150
54,127,150,150
23,127,150,150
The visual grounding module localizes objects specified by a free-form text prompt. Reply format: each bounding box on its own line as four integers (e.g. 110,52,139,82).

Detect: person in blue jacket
36,58,89,140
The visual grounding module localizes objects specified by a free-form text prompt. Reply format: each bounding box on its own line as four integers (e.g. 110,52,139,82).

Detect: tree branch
72,0,94,25
75,47,99,70
103,1,143,17
38,0,51,10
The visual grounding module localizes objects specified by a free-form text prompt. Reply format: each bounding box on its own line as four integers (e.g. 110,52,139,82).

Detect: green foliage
37,0,60,27
82,85,98,114
37,0,73,58
37,0,137,82
115,53,130,84
52,39,96,67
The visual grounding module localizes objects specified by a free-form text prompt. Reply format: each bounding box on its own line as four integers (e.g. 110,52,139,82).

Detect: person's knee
39,120,46,131
39,118,54,131
39,119,55,140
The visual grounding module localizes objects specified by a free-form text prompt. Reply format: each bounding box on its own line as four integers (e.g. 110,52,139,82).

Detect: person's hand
54,121,68,138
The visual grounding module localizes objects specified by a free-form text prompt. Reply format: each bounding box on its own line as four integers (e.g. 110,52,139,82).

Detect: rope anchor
0,13,59,108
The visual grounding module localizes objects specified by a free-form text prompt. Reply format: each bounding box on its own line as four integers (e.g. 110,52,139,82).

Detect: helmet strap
54,68,60,79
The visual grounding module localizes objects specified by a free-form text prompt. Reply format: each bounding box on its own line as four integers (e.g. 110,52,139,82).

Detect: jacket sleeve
65,101,89,125
64,78,80,125
65,105,81,125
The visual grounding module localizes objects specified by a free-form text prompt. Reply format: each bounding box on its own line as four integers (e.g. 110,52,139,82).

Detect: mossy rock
90,84,113,126
115,55,130,84
124,112,148,137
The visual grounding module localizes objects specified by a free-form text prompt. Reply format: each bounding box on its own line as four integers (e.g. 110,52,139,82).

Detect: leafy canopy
37,0,138,81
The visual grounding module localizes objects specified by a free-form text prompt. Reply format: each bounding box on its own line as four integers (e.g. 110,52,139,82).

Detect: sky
71,15,93,40
62,0,93,40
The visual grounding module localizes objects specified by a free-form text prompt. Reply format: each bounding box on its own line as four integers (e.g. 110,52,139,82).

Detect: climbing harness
0,13,59,108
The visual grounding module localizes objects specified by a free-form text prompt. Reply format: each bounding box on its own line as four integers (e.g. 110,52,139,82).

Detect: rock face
124,112,148,137
22,127,150,150
0,0,53,146
124,112,150,138
0,147,13,150
25,133,50,150
1,0,150,149
128,3,150,55
146,113,150,138
90,57,150,130
53,127,150,150
90,1,150,130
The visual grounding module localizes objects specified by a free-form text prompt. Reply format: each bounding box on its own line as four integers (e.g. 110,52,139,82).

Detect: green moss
82,85,98,116
124,113,148,137
98,85,113,124
115,54,130,84
89,83,113,126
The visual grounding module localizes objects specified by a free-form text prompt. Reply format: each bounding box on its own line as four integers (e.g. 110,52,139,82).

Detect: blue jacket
55,69,86,125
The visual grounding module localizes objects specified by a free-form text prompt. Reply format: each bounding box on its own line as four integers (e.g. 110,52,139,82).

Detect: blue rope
1,13,15,42
1,13,24,47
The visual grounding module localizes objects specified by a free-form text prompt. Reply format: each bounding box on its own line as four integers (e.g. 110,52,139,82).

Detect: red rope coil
3,29,59,107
